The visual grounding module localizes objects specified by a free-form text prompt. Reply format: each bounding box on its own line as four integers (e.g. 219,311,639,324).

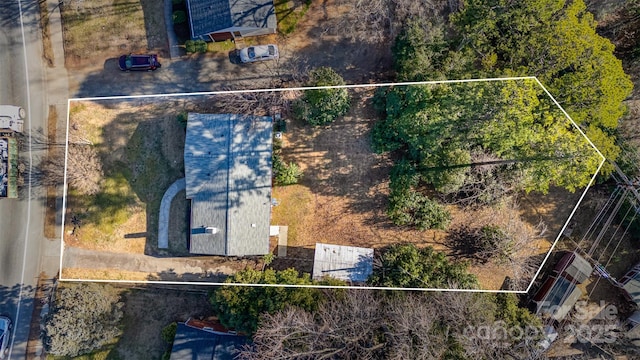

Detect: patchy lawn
60,0,167,69
275,0,311,35
65,99,186,254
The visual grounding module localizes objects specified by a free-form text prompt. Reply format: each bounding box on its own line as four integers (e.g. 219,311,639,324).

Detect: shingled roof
186,0,277,38
170,323,248,360
184,113,272,256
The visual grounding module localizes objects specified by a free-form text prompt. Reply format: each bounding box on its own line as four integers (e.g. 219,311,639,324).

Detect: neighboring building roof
622,263,640,306
170,323,248,360
312,243,374,283
186,0,277,38
534,276,584,321
185,113,272,256
554,252,593,284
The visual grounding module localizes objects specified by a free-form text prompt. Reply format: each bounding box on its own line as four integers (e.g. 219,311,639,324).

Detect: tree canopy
43,283,124,357
210,268,343,334
241,290,543,360
373,80,602,208
368,244,479,289
392,0,632,175
293,67,351,126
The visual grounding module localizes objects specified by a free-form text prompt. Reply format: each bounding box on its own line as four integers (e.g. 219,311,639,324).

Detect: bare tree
446,199,542,290
242,290,546,360
30,121,103,195
240,290,386,360
328,0,449,45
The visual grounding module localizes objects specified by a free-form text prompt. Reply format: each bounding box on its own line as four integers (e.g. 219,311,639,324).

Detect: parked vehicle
0,105,24,199
239,45,279,63
0,105,25,133
118,54,161,71
0,315,11,359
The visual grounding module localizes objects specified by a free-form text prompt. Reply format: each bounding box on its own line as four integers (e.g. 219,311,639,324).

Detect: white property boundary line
60,76,606,294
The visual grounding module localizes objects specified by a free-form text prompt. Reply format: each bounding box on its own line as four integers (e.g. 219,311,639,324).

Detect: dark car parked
118,54,161,71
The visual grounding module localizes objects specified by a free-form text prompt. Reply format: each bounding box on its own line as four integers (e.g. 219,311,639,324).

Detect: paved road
0,0,66,358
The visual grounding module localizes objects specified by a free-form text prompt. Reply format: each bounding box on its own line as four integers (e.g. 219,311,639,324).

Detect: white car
0,105,25,133
239,45,279,63
0,316,11,359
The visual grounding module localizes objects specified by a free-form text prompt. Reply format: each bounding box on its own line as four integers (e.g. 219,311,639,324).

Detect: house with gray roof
170,322,248,360
184,113,272,256
186,0,277,41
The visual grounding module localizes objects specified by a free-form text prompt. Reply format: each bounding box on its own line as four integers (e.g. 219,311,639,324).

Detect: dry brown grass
38,0,54,67
60,0,164,69
62,267,152,281
44,105,59,238
65,99,186,254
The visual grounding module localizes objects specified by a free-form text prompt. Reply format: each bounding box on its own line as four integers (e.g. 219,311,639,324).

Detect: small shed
312,243,374,283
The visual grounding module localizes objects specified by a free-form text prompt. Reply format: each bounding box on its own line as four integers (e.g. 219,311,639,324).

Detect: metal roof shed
312,243,374,283
185,113,272,256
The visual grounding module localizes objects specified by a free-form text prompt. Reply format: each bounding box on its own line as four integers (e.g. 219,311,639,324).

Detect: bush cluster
294,67,350,126
387,160,451,230
273,137,303,185
185,39,207,53
172,10,186,24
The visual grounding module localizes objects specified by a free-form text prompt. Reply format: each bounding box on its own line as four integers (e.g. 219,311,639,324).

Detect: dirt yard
92,285,215,359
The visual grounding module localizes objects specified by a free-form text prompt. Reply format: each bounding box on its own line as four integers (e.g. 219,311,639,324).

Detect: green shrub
172,10,186,24
161,322,177,343
295,67,350,126
172,0,183,4
160,322,177,360
272,137,302,185
388,189,451,230
210,268,329,334
185,39,207,53
387,160,450,230
177,112,188,129
368,244,477,288
276,162,303,185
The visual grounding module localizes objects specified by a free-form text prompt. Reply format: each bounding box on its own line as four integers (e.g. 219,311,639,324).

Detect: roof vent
205,227,219,234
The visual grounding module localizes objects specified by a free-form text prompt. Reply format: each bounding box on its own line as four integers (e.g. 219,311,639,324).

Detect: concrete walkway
158,178,186,249
164,0,183,59
63,247,236,281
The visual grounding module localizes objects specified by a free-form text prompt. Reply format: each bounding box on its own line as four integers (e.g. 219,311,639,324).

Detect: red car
118,54,161,71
